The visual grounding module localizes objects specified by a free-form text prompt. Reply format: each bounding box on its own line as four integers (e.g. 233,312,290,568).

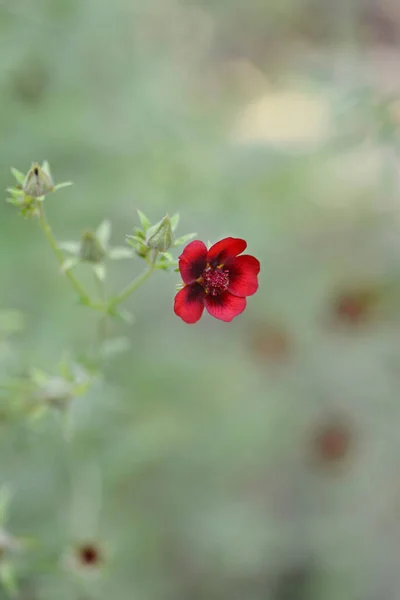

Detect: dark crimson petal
205,291,246,322
178,240,207,284
207,238,247,267
226,255,260,297
174,283,205,324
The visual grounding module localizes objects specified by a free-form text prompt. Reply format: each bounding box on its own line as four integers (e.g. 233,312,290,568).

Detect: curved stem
109,252,158,309
38,203,104,312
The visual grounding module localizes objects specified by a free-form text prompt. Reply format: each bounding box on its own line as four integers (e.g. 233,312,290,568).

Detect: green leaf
96,219,111,248
41,160,51,178
174,233,197,246
126,235,146,246
160,252,173,261
6,188,24,197
53,181,73,192
10,168,25,186
58,241,80,254
137,210,151,232
92,263,106,281
61,257,79,272
108,247,133,260
134,227,146,239
170,212,180,231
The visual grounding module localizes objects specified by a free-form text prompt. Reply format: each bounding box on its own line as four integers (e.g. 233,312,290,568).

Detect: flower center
202,266,229,296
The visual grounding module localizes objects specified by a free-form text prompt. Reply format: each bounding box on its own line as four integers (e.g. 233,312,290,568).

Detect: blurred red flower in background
77,543,102,567
174,237,260,323
331,288,379,325
312,417,353,466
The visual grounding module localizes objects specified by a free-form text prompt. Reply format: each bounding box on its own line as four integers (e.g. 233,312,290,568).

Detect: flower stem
109,252,158,309
93,271,108,354
38,203,103,312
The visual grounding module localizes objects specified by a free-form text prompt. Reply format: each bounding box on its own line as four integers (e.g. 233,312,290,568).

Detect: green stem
93,272,108,354
38,203,103,312
109,253,158,309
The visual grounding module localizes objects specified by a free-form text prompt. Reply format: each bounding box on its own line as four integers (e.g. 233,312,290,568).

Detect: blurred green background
2,0,400,598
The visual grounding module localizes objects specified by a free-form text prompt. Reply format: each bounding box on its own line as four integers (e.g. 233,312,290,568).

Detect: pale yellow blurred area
233,88,331,147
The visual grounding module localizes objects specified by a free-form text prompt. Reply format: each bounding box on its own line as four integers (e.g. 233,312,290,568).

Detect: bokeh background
2,0,400,598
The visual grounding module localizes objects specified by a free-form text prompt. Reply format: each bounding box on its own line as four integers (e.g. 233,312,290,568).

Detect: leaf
10,168,25,186
6,188,24,197
41,160,51,178
61,257,79,272
96,219,111,248
108,247,133,260
53,181,73,192
160,252,173,261
58,241,80,254
134,227,145,239
92,263,106,281
174,233,197,246
137,210,151,232
145,222,158,240
170,212,180,231
126,235,146,246
6,198,21,206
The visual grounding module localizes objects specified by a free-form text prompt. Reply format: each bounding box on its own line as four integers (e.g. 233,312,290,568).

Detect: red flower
174,237,260,323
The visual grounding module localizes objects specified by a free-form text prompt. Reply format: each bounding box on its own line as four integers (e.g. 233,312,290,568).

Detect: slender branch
94,270,106,305
109,252,158,309
38,203,104,312
93,271,108,354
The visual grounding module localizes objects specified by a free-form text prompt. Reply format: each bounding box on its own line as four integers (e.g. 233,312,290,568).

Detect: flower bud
146,215,174,252
22,162,54,197
79,230,106,263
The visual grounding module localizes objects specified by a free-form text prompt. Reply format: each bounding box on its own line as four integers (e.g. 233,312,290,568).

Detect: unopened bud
79,230,106,263
23,162,54,197
146,215,174,252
